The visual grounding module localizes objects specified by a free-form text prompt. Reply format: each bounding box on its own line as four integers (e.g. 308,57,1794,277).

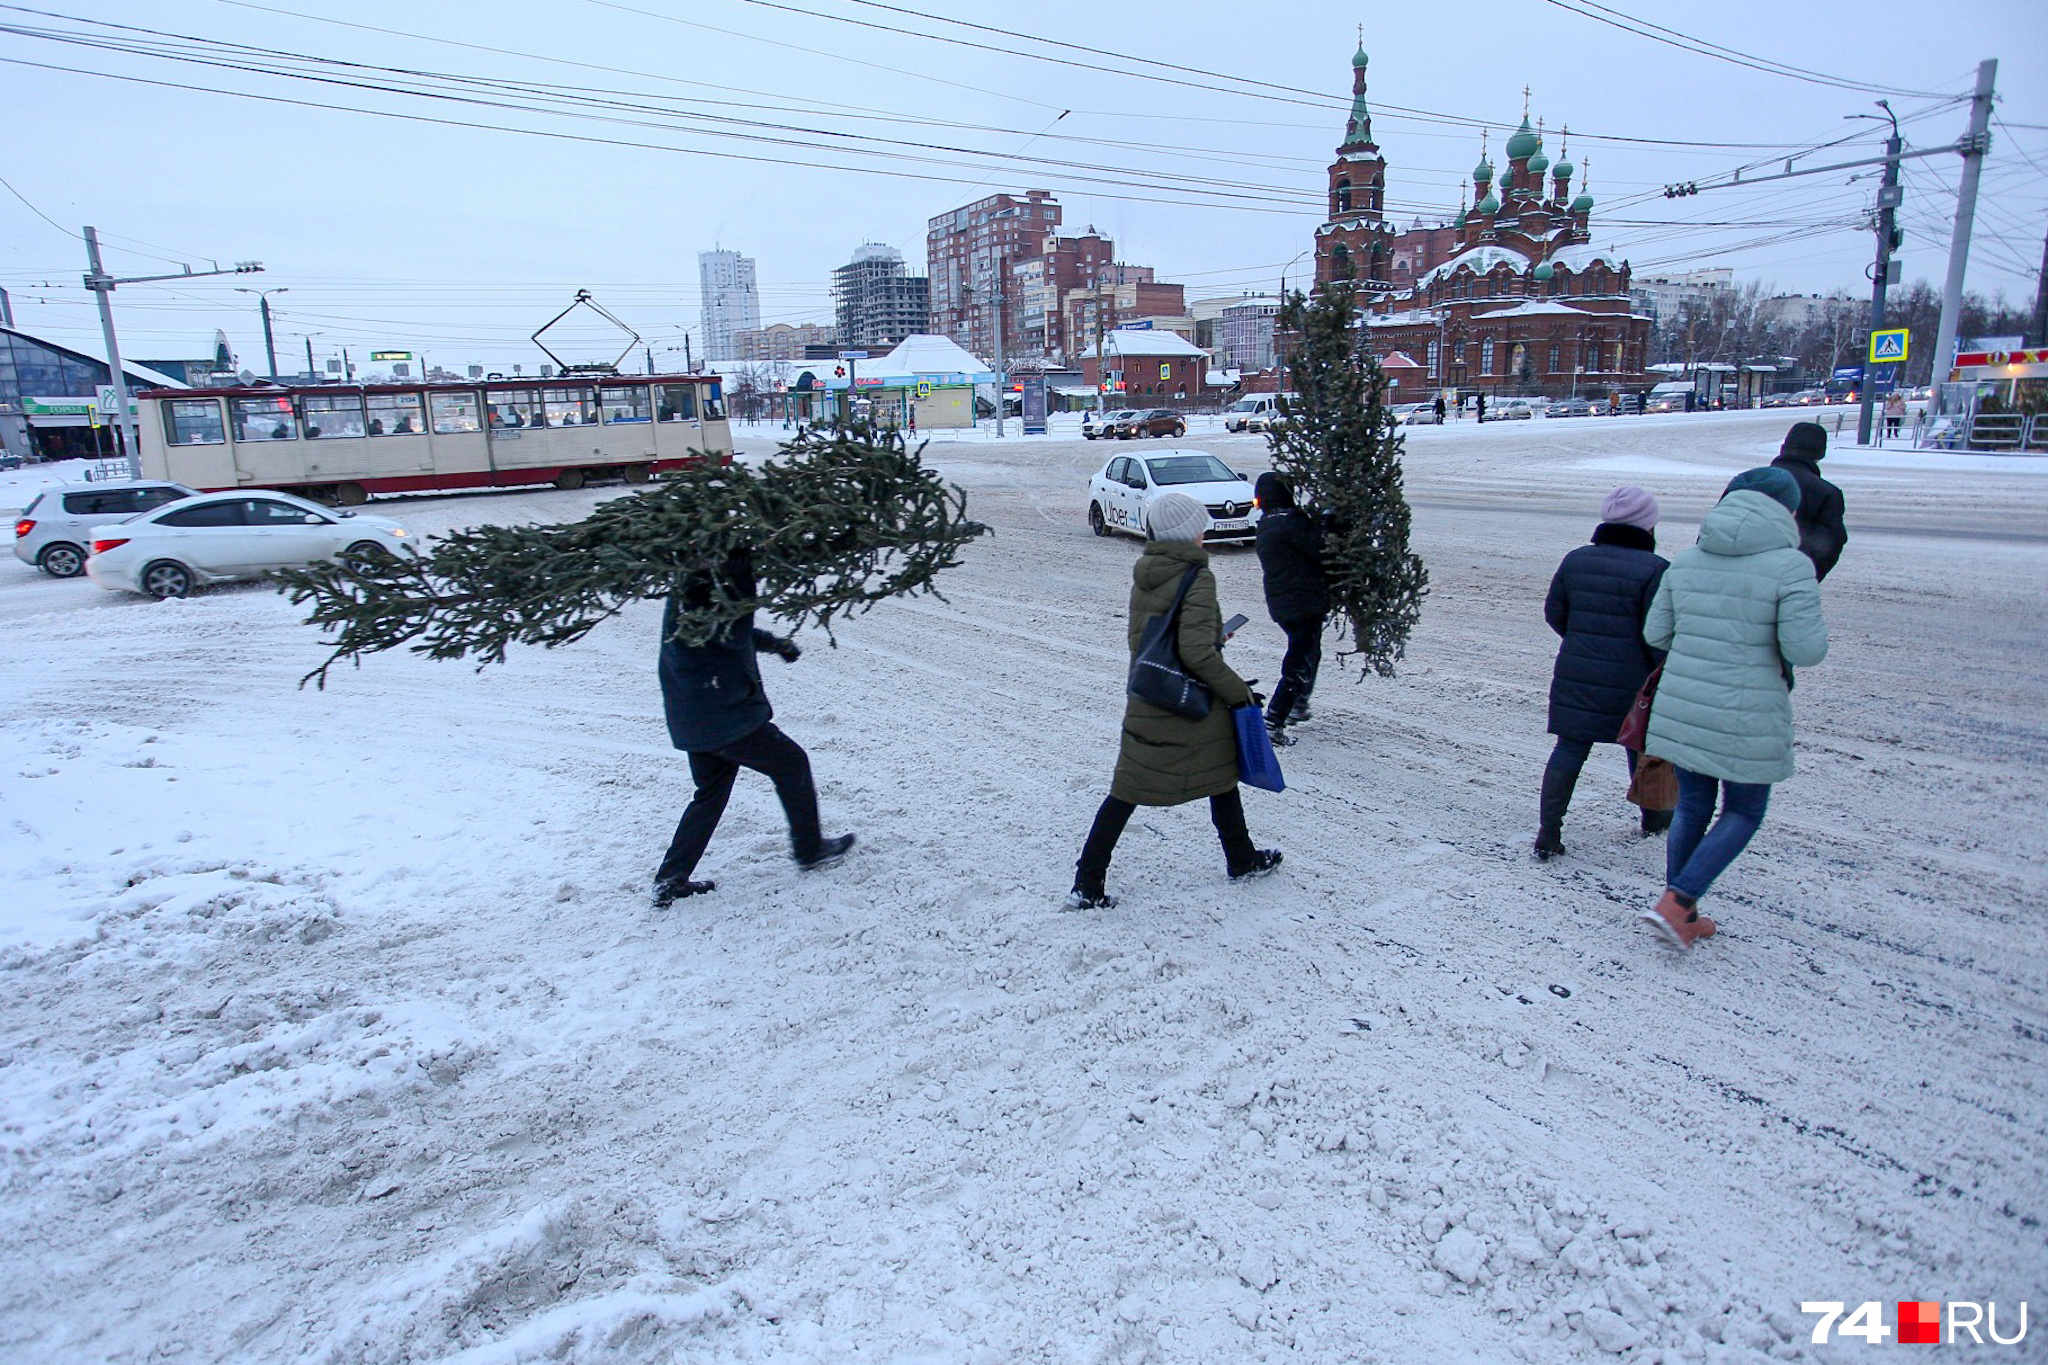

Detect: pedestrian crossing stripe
1869,328,1909,363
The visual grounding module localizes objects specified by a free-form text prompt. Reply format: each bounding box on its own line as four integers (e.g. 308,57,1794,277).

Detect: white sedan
1087,451,1261,545
84,489,415,599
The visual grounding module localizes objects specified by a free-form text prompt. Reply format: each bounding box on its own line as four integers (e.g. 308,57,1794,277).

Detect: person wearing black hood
1253,472,1328,746
1535,487,1670,860
1770,420,1848,580
652,548,855,907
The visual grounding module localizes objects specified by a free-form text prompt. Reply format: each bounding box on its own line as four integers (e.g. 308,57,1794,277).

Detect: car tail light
14,519,33,538
91,538,130,555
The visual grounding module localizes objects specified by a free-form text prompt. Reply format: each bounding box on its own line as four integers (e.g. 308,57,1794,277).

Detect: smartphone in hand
1221,613,1249,641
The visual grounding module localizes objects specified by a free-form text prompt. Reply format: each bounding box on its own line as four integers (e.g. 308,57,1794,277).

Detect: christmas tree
276,422,989,687
1268,276,1428,678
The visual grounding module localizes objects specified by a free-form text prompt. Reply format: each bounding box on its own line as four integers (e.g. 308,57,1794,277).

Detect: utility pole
237,286,288,383
83,226,262,477
1929,58,1997,407
1094,278,1109,413
1858,105,1904,446
991,257,1007,438
2030,224,2048,348
304,335,315,383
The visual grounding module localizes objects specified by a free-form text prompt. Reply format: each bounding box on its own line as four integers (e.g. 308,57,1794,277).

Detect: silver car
12,481,196,577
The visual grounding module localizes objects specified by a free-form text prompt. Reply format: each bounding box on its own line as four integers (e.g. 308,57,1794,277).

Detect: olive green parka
1111,540,1255,806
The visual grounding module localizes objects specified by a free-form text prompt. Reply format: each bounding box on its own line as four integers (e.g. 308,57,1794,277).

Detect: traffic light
1662,182,1701,198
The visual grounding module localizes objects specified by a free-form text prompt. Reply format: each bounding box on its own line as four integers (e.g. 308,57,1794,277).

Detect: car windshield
1145,455,1236,486
1225,399,1259,412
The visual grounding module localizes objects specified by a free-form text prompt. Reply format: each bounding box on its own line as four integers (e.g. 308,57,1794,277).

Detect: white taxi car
84,489,415,599
1087,451,1260,545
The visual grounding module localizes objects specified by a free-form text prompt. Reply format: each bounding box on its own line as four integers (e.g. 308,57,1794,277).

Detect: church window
1548,344,1561,374
1335,178,1352,214
1427,340,1440,379
1481,338,1496,374
1331,243,1351,276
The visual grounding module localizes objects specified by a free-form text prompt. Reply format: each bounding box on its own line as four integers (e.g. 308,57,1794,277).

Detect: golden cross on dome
1523,85,1532,115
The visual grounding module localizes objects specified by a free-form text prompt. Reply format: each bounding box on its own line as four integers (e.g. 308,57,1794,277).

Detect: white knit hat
1147,492,1210,543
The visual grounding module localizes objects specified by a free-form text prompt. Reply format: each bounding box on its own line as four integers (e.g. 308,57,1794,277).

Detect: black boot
654,877,716,908
1532,830,1566,862
797,833,856,869
1640,809,1672,836
1230,849,1284,881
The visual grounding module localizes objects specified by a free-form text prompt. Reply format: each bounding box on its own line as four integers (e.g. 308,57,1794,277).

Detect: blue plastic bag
1233,705,1286,792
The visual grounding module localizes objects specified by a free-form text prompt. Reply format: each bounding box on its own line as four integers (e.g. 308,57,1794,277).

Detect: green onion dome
1476,193,1501,215
1527,151,1550,175
1533,261,1555,282
1352,44,1369,69
1553,157,1574,181
1473,154,1494,182
1572,191,1595,212
1505,116,1541,160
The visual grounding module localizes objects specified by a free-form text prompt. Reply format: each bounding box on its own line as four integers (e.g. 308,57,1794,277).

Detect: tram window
163,398,226,446
600,386,652,424
487,390,536,429
658,384,697,422
303,393,366,440
542,385,594,428
366,392,425,436
430,390,483,435
231,395,298,442
702,384,725,421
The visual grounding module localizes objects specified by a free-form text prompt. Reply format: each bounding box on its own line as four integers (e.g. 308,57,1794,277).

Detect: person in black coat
1535,487,1669,860
1770,420,1846,579
653,549,854,906
1253,472,1328,745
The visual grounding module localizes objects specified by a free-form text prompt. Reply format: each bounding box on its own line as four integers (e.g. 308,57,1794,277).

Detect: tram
1929,347,2048,452
134,373,730,504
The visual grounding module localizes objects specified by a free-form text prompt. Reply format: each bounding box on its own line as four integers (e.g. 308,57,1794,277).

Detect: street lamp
1279,249,1313,297
235,286,288,382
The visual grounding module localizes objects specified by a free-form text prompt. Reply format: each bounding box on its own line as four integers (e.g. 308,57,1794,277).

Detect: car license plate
1213,518,1250,531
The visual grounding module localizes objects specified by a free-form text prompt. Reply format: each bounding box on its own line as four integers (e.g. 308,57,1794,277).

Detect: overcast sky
2,0,2042,375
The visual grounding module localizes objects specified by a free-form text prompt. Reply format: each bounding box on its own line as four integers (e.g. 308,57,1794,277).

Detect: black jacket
1769,450,1848,580
1255,507,1330,624
1544,523,1667,743
658,554,778,753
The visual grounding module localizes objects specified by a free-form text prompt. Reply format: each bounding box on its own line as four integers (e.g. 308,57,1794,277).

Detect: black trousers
656,722,821,885
1539,736,1652,836
1074,788,1258,892
1267,617,1323,725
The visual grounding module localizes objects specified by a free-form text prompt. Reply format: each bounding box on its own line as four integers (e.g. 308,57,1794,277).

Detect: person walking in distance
1253,472,1327,747
1433,394,1447,424
1534,487,1669,861
1638,468,1828,948
1883,390,1906,439
653,548,855,906
1769,420,1848,580
1476,392,1487,423
1068,492,1282,909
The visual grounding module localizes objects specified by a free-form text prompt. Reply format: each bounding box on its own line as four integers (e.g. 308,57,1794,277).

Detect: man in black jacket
1253,473,1328,746
653,549,854,906
1770,420,1848,580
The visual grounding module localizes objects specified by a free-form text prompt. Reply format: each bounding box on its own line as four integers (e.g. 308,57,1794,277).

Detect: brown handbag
1627,755,1678,811
1616,666,1660,752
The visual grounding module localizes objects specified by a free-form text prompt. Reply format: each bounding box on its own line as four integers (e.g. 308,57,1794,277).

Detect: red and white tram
135,373,731,504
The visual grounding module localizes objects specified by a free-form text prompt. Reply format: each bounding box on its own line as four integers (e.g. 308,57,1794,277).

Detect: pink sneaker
1640,890,1707,950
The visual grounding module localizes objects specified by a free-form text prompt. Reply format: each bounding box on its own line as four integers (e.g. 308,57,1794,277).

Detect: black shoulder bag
1127,566,1212,719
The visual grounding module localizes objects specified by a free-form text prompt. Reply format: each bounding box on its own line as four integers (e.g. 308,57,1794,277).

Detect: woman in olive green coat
1068,492,1283,909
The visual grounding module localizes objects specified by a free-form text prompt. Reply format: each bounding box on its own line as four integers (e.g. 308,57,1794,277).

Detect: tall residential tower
698,249,760,363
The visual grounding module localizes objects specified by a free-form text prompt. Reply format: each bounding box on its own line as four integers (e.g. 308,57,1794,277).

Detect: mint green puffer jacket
1643,490,1829,784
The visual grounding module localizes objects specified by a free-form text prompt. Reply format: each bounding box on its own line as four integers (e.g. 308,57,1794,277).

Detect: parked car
1224,393,1296,433
1087,451,1260,544
1391,402,1440,425
1546,397,1596,418
13,480,196,578
1114,408,1188,439
1485,400,1535,421
83,489,414,599
1789,388,1827,406
1082,408,1135,440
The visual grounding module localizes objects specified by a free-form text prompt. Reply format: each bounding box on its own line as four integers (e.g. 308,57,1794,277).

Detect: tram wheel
622,463,653,484
554,468,587,491
334,483,368,507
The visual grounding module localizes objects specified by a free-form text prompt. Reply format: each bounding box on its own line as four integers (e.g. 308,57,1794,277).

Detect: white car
1082,409,1136,440
13,480,196,577
1087,451,1260,545
84,489,415,599
1392,402,1441,425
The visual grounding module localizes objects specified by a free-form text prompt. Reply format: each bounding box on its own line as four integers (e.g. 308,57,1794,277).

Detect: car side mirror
339,510,356,518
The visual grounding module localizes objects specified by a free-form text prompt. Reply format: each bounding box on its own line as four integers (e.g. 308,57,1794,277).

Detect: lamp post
236,286,288,382
1848,100,1903,445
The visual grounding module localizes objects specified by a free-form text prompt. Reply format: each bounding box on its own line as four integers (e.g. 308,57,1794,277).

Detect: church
1313,44,1653,401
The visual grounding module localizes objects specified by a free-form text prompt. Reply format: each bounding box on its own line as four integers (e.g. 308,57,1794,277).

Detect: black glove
765,634,801,663
1246,681,1267,707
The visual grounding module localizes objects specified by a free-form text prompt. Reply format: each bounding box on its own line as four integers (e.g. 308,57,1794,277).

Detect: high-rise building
926,190,1060,361
732,322,838,364
698,250,760,363
832,244,930,350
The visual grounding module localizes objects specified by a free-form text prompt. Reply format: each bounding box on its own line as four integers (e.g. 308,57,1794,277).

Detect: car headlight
387,528,408,537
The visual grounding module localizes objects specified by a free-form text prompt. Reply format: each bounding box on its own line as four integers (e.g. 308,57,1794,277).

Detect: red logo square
1899,1300,1942,1345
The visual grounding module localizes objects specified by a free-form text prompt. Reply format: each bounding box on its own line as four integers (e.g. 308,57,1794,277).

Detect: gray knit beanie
1600,485,1659,531
1147,492,1210,543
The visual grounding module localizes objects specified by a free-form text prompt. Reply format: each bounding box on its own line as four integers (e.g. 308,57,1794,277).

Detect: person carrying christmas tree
653,547,855,906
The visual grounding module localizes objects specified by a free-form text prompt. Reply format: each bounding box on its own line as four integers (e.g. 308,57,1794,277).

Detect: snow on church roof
1074,330,1208,360
864,333,995,379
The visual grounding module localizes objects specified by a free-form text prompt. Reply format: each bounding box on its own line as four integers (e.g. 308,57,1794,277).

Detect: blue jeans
1666,767,1771,901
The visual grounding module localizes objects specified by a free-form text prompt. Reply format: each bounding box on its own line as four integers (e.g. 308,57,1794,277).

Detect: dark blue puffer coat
1544,523,1668,742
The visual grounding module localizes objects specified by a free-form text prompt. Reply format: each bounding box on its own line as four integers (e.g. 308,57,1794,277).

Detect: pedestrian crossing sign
1868,328,1909,364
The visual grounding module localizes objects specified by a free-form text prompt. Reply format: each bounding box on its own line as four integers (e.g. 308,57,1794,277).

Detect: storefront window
303,393,365,440
366,392,425,436
430,390,482,434
542,385,594,427
231,395,297,442
658,384,697,422
599,386,652,424
163,398,226,446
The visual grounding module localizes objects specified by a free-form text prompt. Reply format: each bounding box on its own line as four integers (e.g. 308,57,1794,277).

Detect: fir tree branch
276,423,989,688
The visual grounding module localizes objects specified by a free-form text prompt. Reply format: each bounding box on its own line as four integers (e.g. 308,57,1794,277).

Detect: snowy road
1,412,2043,1363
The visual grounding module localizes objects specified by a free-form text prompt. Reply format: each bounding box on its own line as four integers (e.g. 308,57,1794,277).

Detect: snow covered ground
1,410,2043,1363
